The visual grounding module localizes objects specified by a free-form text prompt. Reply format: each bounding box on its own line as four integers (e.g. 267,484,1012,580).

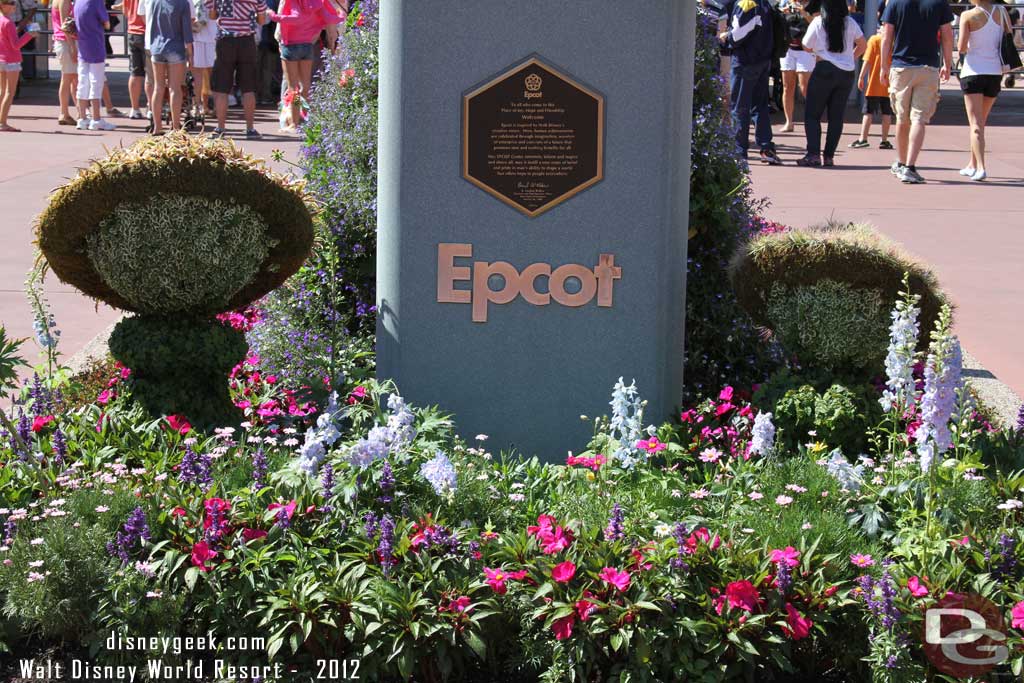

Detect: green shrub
87,194,273,315
730,223,947,373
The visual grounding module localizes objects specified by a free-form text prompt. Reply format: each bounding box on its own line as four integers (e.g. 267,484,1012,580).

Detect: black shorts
127,33,147,77
211,35,259,94
960,74,1001,98
862,96,893,116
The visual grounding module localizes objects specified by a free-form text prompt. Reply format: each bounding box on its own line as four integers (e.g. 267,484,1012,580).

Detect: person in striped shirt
206,0,265,138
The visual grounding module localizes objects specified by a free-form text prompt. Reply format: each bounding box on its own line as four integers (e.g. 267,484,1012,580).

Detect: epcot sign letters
377,0,693,458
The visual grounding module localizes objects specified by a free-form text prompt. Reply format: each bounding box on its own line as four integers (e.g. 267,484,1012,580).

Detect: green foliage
87,194,273,315
0,325,26,399
766,279,889,373
730,223,947,372
108,316,248,427
768,380,881,453
36,132,315,314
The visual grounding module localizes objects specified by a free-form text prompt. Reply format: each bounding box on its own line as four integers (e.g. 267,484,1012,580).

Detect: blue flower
420,451,457,495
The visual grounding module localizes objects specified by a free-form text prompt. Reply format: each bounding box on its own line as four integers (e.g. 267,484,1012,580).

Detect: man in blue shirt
879,0,954,184
720,0,783,165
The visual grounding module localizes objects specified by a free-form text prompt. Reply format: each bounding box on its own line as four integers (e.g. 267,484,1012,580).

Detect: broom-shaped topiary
36,132,315,428
729,222,948,375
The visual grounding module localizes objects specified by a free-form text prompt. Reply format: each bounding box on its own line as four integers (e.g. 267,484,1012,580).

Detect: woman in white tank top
957,0,1012,181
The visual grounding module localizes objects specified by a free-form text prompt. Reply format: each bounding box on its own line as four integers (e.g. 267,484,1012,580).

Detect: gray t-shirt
147,0,193,57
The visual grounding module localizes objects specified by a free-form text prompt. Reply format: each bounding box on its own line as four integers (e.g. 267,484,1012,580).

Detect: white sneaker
959,167,976,177
89,119,116,131
971,169,987,181
76,118,91,130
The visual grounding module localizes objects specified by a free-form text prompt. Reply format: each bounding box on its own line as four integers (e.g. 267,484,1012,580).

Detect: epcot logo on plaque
461,55,605,218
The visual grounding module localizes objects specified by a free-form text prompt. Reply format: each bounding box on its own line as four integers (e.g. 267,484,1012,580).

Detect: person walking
267,0,342,132
779,0,814,131
120,0,149,118
796,0,866,167
0,0,36,131
73,0,115,130
957,0,1013,180
880,0,954,184
147,0,192,134
720,0,783,165
190,0,216,116
51,0,78,125
851,23,894,149
206,0,266,138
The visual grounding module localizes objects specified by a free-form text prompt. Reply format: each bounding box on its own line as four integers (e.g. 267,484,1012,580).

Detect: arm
879,22,894,85
854,34,866,59
205,0,217,21
957,11,970,54
255,0,267,25
939,22,953,82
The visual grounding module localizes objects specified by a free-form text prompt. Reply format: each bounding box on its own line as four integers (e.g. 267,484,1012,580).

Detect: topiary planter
36,133,315,428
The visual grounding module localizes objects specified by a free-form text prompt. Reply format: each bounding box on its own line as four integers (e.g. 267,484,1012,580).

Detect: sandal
0,124,21,132
57,115,77,126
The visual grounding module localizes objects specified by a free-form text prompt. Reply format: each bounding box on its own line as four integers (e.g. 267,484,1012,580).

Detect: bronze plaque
463,56,605,218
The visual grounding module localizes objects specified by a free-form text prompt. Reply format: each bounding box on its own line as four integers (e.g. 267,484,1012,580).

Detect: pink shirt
51,4,66,41
269,0,340,46
0,14,33,63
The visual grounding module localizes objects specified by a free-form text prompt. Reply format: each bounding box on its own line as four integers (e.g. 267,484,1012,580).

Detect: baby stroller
144,71,205,134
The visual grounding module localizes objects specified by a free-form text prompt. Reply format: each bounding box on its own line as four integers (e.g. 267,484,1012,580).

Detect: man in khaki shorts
880,0,954,184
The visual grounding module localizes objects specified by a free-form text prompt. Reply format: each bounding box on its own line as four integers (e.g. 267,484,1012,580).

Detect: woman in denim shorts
268,0,343,130
146,0,192,133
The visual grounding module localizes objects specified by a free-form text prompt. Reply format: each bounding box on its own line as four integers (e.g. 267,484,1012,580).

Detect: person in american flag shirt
206,0,265,138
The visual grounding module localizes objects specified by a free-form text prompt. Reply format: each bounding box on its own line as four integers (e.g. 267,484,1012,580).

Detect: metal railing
19,5,130,78
950,2,1024,76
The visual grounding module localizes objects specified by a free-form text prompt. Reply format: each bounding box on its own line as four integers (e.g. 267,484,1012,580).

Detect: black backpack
767,4,791,60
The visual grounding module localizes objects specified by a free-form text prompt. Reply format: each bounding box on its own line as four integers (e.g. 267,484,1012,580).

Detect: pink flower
31,415,55,433
907,576,929,598
770,546,801,568
170,507,187,518
775,495,793,506
191,541,217,571
347,385,368,404
699,448,722,463
96,389,113,405
680,409,697,423
166,415,192,434
783,602,813,640
552,614,575,640
715,402,736,417
450,596,472,613
527,515,557,537
850,554,875,568
635,437,667,454
241,528,268,542
599,567,631,592
1011,601,1024,630
268,500,298,520
540,526,572,554
484,567,510,594
551,561,576,583
576,597,597,621
202,498,231,530
256,401,282,418
725,580,762,612
718,386,735,401
506,569,529,581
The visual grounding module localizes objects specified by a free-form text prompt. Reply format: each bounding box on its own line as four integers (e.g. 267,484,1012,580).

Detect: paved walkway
749,82,1024,398
0,59,302,373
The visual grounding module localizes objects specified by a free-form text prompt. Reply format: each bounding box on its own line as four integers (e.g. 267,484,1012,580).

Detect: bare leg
129,74,144,111
214,92,228,129
167,62,185,130
282,60,301,128
242,92,256,130
102,81,115,113
0,71,16,127
152,62,167,133
798,71,811,99
881,115,891,143
781,70,796,130
58,73,72,119
907,121,927,167
859,114,871,141
895,119,910,164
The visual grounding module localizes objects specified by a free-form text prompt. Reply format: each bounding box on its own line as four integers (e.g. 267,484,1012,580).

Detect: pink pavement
749,81,1024,397
0,64,302,373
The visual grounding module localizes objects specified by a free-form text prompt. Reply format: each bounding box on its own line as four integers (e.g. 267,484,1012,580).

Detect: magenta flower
1012,601,1024,630
599,567,631,592
551,561,577,583
850,554,875,568
635,437,667,454
907,576,929,598
552,614,575,640
770,546,801,568
484,567,509,595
